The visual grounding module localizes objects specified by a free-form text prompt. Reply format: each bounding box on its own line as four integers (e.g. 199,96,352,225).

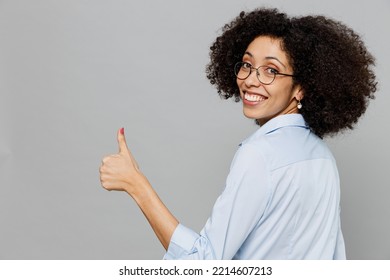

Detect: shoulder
230,141,267,173
241,123,334,171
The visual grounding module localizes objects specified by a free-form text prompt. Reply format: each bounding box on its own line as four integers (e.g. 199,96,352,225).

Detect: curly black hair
206,8,377,138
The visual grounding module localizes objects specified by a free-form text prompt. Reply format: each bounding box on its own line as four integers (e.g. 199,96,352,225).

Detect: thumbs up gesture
100,128,148,194
99,128,179,248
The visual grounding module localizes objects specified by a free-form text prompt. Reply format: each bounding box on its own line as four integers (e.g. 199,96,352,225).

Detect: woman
99,8,376,259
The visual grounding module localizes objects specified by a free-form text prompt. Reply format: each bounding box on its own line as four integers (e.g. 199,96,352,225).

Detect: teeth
244,93,266,102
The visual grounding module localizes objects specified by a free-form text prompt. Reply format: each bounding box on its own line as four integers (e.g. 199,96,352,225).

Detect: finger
117,127,129,154
101,156,110,165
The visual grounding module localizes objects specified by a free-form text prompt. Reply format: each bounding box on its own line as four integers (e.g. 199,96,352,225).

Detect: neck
257,99,299,126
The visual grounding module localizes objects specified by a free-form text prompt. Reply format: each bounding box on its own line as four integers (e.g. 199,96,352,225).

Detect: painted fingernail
120,127,124,135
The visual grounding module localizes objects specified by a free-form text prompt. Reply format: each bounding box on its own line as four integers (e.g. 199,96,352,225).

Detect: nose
244,68,261,87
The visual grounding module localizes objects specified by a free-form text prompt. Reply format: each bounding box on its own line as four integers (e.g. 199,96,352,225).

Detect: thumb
117,127,140,170
117,127,129,154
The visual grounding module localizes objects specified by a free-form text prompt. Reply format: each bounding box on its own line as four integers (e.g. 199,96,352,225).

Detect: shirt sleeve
163,143,270,259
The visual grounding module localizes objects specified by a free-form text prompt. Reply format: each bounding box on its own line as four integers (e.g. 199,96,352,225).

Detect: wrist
125,175,154,203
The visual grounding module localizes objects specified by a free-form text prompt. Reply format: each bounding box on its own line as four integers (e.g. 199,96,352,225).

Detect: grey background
0,0,389,259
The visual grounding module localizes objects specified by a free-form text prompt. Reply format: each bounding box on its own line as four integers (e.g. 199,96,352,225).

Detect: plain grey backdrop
0,0,389,259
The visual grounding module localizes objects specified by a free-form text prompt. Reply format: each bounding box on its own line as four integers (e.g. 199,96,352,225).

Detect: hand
99,128,147,195
100,128,179,249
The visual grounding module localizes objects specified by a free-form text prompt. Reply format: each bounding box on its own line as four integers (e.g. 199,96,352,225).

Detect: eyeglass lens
234,62,275,84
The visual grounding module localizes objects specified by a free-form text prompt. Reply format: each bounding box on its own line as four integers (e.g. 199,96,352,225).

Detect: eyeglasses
234,62,295,85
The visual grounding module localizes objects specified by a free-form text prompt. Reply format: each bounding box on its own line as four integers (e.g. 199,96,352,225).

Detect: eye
265,67,279,75
241,62,252,70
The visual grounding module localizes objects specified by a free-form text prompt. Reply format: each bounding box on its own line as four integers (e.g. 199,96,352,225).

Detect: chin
243,111,269,125
243,109,260,120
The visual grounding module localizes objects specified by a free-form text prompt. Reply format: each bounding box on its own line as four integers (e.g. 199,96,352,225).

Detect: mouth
242,92,268,104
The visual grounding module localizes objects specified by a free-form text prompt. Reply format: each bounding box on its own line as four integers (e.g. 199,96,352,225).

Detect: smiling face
237,36,303,125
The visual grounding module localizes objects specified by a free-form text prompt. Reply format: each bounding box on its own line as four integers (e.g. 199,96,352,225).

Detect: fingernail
120,127,124,135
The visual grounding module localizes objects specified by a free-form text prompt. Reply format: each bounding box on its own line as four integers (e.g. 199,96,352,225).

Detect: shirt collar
241,114,309,145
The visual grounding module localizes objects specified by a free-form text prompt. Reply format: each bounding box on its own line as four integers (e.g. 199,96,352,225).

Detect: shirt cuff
163,223,200,259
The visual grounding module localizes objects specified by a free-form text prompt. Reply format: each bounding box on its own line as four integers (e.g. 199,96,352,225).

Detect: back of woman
233,114,344,259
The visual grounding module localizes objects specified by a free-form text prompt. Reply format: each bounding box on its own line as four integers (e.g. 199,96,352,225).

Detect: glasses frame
234,62,295,85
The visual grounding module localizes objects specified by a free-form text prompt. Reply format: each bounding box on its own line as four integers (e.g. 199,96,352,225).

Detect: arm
99,128,178,250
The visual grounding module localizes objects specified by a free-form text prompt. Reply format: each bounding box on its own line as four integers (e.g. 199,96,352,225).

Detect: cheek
271,84,294,99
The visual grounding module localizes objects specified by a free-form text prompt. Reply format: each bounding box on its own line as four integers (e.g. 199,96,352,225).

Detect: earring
297,100,302,109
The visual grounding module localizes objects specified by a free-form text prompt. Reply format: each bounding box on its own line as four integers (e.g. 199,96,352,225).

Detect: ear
293,84,304,101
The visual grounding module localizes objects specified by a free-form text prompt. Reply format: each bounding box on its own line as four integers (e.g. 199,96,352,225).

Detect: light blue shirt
164,114,346,260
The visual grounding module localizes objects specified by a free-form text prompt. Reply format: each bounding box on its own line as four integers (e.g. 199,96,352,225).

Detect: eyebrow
244,51,287,69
